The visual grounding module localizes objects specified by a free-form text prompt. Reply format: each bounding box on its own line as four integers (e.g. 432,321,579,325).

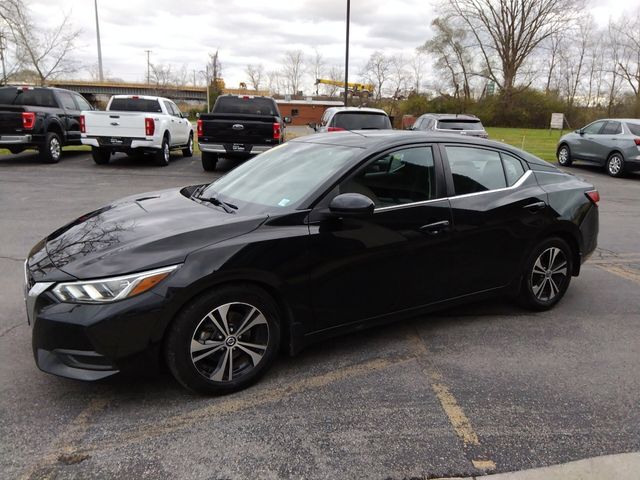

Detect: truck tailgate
83,111,147,138
0,106,25,135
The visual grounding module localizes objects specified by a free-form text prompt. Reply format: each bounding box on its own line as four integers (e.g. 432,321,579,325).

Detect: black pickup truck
0,86,93,163
197,95,290,171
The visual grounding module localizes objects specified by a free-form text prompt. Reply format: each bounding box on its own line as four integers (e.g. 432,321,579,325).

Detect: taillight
634,138,640,146
22,112,35,130
197,119,203,138
79,115,85,133
145,117,155,136
327,126,345,132
273,122,281,140
585,190,600,205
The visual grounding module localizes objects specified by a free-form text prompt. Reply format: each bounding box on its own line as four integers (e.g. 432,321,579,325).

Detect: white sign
550,113,564,129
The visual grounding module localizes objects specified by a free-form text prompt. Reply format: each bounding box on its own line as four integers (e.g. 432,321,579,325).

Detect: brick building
276,99,344,126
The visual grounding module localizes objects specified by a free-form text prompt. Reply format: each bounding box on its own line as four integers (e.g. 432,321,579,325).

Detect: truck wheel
202,152,218,171
92,147,111,165
155,136,170,167
39,132,62,163
182,134,194,157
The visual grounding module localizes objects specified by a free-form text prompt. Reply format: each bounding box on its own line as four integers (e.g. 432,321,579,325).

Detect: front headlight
52,265,179,304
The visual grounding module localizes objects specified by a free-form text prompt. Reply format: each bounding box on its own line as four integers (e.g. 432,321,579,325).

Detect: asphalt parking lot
1,149,639,479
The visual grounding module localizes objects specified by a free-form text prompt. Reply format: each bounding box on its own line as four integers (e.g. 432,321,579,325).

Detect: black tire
91,147,111,165
154,135,170,167
202,151,218,171
164,284,281,395
605,152,625,177
182,133,194,157
519,237,573,311
557,144,572,167
39,132,62,163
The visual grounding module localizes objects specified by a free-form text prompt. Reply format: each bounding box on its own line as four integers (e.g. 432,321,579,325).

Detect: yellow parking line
596,264,640,284
429,372,479,446
472,459,497,470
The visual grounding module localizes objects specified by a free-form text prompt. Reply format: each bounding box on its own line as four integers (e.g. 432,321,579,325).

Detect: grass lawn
486,127,564,163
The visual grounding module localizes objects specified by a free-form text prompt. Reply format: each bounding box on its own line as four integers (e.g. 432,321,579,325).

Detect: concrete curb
435,452,640,480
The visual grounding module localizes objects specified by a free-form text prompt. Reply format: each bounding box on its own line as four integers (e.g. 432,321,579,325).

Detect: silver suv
310,107,392,133
410,113,488,138
557,119,640,177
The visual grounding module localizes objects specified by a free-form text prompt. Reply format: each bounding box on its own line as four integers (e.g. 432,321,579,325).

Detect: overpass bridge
48,80,208,103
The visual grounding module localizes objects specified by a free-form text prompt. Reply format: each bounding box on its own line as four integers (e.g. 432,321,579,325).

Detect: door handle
420,220,450,235
523,201,546,212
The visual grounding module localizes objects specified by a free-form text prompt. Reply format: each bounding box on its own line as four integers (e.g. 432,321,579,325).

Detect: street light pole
94,0,104,82
343,0,350,107
145,50,152,84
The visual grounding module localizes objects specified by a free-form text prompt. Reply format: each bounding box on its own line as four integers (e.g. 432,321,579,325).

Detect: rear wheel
182,133,194,157
39,132,62,163
557,144,572,167
519,237,573,311
202,151,218,171
92,147,111,165
606,152,625,177
164,285,281,394
154,135,170,167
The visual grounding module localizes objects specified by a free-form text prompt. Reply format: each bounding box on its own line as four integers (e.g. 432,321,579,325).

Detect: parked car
0,85,93,163
310,106,392,133
556,118,640,177
81,95,194,166
25,131,599,394
409,113,489,138
197,95,290,171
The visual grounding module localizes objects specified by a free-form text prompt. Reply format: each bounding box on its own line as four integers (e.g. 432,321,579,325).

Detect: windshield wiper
198,195,237,214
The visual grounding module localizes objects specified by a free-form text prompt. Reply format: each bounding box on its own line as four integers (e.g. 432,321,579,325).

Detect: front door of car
441,145,551,297
307,145,454,332
574,120,606,162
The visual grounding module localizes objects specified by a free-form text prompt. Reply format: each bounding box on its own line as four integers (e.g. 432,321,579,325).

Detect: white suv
310,107,392,133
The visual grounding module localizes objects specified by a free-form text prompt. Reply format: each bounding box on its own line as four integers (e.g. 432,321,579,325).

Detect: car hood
44,187,267,279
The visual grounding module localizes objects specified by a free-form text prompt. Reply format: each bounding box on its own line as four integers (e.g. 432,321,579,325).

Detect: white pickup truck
80,95,194,166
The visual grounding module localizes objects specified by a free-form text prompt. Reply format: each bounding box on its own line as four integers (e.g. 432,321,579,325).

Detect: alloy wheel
530,247,568,302
558,147,569,165
164,142,170,162
190,302,269,382
50,137,61,160
608,155,622,176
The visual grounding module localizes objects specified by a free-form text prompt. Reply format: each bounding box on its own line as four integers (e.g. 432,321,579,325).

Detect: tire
605,152,625,177
39,132,62,163
519,237,573,311
182,133,194,157
202,151,218,171
154,135,170,167
92,147,111,165
557,144,572,167
164,284,281,395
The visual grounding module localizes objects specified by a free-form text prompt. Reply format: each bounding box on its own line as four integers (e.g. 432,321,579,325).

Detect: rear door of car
599,121,624,159
440,144,551,297
56,90,82,143
308,144,453,331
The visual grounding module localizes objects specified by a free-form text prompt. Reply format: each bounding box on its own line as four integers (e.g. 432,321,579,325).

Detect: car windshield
437,119,484,131
199,142,357,214
109,98,162,112
333,112,392,130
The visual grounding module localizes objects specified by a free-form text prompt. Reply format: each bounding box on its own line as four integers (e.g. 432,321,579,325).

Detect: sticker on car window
278,198,291,207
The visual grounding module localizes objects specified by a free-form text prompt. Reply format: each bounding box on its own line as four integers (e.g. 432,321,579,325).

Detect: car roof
111,95,172,102
326,106,389,115
419,113,480,120
291,130,554,167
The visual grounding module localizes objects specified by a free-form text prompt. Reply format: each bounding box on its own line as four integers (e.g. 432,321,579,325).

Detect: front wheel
92,147,111,165
519,237,573,311
201,151,218,171
164,285,281,395
182,134,194,157
39,132,62,163
557,144,572,167
606,153,625,177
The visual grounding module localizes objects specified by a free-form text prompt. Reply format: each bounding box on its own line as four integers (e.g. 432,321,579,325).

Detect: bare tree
388,55,411,99
267,70,285,95
309,48,325,84
245,63,264,91
317,65,344,97
409,51,427,94
615,10,640,114
282,50,305,94
559,16,594,112
0,0,80,85
202,50,222,86
542,33,564,94
362,51,392,99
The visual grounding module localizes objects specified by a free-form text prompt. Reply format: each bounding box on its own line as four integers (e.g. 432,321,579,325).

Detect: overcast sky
28,0,640,91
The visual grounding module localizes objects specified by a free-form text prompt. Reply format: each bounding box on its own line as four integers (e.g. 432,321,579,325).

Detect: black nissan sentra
25,131,599,394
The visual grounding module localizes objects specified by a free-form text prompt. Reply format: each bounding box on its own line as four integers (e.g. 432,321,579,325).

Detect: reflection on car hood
45,187,267,279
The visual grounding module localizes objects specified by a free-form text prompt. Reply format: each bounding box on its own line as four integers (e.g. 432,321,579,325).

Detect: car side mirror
284,116,292,124
308,122,317,131
329,193,375,217
577,129,584,135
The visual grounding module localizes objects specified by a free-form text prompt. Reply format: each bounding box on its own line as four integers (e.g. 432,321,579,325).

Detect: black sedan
25,131,599,394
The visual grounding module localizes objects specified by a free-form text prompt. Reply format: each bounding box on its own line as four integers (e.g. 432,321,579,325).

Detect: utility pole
0,31,7,86
145,50,152,84
343,0,350,107
94,0,104,82
193,69,196,86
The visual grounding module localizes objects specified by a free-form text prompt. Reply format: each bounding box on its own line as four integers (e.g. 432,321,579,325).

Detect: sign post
550,113,564,136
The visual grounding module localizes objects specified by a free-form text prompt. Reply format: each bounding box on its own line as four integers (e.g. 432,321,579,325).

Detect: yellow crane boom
315,78,374,95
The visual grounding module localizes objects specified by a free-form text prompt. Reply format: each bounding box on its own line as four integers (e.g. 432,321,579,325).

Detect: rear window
333,112,392,130
0,88,57,108
626,122,640,136
213,97,277,115
109,98,162,113
437,119,484,131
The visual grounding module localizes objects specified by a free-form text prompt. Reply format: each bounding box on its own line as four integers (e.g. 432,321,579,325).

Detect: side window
446,146,506,195
583,121,605,134
340,146,436,207
320,110,331,126
501,153,526,186
163,101,175,115
413,118,423,130
57,91,77,111
601,121,621,134
73,94,92,111
170,102,182,117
